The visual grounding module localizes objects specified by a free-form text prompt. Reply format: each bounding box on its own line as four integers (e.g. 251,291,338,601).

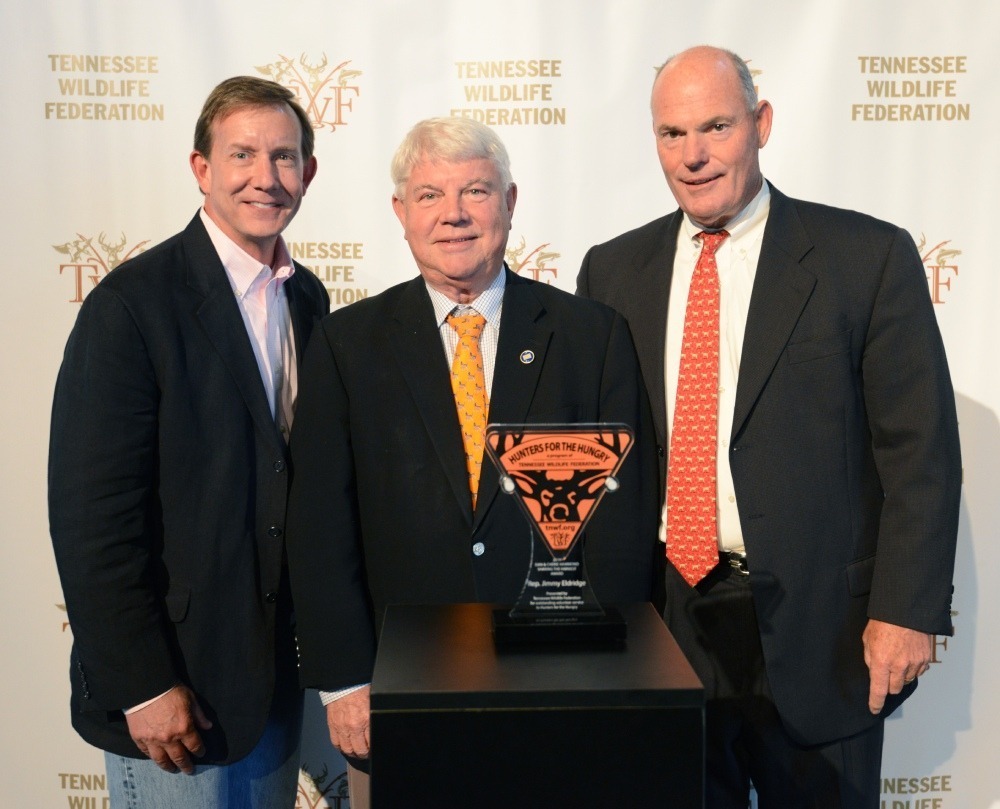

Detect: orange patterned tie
667,230,729,586
447,311,489,508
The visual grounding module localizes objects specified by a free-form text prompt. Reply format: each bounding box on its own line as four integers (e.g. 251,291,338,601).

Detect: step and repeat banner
2,0,996,806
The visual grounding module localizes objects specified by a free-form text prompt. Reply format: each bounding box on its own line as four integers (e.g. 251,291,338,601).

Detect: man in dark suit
48,76,329,807
285,116,658,806
576,46,961,808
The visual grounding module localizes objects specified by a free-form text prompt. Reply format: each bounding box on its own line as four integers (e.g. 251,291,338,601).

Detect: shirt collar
680,179,771,247
426,265,507,329
199,208,295,298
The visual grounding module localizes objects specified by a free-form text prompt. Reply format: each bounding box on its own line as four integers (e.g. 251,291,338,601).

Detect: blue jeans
104,695,303,809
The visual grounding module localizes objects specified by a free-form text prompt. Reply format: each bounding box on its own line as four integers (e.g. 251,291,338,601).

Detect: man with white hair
286,116,659,806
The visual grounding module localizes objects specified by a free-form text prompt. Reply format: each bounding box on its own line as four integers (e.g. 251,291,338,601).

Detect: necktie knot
447,311,486,339
697,230,729,258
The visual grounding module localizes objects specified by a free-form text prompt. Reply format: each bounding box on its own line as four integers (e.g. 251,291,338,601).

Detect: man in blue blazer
577,46,960,808
49,76,329,807
285,117,659,806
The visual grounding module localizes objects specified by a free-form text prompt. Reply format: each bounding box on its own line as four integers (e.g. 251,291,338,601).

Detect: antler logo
506,236,559,283
296,763,349,809
487,427,633,558
918,234,960,304
257,54,362,132
53,231,149,303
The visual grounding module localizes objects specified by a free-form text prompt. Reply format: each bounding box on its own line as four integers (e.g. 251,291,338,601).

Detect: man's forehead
410,157,498,182
654,75,744,121
212,104,298,133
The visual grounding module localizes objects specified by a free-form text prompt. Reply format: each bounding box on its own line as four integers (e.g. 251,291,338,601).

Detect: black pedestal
370,602,704,808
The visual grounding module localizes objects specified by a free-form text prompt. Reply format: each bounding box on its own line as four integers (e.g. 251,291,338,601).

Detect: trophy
484,423,634,645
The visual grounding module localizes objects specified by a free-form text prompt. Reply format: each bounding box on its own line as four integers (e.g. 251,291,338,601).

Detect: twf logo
918,234,960,304
53,231,149,303
257,54,361,132
506,236,559,283
297,762,349,809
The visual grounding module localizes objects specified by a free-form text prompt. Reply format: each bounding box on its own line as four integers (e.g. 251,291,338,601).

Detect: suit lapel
387,279,475,521
616,213,681,446
285,263,325,367
732,188,817,439
473,271,552,526
182,215,285,456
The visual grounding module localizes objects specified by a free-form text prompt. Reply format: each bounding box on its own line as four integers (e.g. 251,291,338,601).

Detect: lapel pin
519,350,535,364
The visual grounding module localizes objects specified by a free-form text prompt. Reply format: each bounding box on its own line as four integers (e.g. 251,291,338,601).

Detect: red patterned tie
667,230,729,586
447,311,489,509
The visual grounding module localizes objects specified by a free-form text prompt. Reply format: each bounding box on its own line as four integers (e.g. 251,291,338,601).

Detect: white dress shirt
662,182,771,553
201,208,298,439
425,266,506,393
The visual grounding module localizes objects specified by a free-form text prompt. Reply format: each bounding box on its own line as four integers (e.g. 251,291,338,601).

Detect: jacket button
268,525,283,538
472,542,485,557
656,444,664,457
265,591,278,603
273,460,286,473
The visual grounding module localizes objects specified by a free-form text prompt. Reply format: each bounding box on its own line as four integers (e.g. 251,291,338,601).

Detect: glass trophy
484,423,634,645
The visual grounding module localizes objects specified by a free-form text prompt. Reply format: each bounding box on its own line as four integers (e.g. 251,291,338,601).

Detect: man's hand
326,685,371,759
125,685,212,774
862,618,932,715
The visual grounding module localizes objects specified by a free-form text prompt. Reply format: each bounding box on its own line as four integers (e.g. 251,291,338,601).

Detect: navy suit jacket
577,185,961,745
286,269,659,692
48,213,330,761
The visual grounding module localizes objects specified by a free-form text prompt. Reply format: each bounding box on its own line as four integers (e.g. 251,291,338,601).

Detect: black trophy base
491,606,626,646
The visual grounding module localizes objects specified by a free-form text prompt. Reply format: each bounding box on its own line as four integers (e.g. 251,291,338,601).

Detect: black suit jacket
286,269,659,691
48,213,330,761
577,185,961,745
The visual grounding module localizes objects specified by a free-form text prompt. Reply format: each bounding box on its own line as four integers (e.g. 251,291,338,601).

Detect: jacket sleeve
48,284,179,711
285,321,378,690
863,226,961,635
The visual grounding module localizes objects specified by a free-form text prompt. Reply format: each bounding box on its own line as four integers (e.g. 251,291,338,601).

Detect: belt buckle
725,551,749,577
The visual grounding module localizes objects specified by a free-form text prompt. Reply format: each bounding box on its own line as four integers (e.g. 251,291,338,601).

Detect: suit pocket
165,587,191,622
846,555,875,597
785,329,852,365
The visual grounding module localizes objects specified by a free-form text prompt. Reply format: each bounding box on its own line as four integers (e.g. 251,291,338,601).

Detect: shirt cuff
124,685,177,715
320,683,370,705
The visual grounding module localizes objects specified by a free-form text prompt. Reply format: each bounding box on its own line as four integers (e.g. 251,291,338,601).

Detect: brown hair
193,76,315,160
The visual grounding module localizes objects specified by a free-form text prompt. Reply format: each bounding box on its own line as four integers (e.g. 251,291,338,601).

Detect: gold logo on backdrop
506,237,559,284
58,772,109,806
297,762,349,809
57,603,70,633
53,231,149,304
287,240,368,309
256,54,361,132
451,59,566,126
918,235,960,304
852,55,970,121
744,59,763,98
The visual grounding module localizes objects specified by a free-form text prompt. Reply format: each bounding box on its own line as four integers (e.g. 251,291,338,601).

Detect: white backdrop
2,0,995,806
